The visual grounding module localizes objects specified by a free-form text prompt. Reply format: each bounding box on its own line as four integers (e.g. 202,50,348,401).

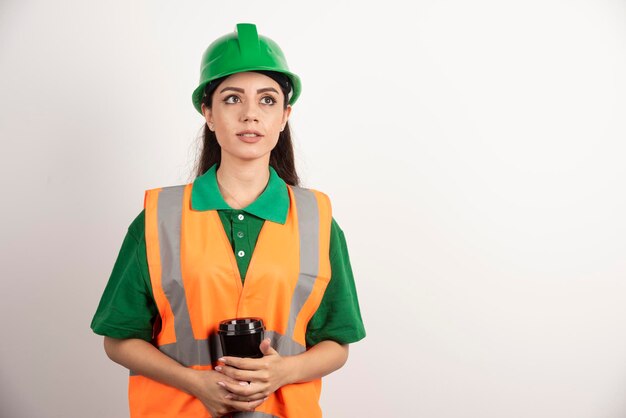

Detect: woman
91,23,365,417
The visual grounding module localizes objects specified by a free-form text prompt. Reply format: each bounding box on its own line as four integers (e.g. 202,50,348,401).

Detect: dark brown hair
194,71,300,186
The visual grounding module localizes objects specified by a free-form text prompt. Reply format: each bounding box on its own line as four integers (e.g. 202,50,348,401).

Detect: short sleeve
90,210,158,341
305,217,366,346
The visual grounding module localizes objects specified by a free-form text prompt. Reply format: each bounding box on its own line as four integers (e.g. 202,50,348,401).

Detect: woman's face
201,71,291,165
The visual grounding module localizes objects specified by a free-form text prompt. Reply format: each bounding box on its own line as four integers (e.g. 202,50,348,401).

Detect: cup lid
218,318,265,333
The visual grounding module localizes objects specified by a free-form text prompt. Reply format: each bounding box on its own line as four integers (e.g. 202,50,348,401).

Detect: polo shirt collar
191,164,289,224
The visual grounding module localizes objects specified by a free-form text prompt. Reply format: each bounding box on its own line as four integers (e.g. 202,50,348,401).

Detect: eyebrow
219,86,280,94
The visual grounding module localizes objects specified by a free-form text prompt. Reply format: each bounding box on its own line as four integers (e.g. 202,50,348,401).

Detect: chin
229,152,272,162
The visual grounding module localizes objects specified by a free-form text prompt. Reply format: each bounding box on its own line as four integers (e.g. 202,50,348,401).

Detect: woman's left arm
215,338,349,401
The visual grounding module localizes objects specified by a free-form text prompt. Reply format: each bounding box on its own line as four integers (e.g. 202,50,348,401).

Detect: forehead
217,71,281,91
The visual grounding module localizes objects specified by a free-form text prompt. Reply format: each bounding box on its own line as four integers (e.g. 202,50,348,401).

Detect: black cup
218,318,265,358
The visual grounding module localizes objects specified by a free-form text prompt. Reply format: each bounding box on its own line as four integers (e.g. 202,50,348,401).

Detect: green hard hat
192,23,302,114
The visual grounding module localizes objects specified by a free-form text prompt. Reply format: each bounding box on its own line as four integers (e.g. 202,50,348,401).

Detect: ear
201,103,214,131
281,105,292,131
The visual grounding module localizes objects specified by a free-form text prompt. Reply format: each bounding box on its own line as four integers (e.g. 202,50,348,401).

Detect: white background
1,0,626,417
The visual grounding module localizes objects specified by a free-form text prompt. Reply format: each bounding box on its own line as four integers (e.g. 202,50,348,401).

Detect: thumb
260,337,278,356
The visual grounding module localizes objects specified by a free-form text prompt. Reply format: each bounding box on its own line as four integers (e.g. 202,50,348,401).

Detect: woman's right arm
103,337,265,416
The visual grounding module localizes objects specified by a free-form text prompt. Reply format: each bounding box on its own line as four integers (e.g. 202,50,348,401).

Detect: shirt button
237,250,245,257
237,214,244,221
237,231,244,238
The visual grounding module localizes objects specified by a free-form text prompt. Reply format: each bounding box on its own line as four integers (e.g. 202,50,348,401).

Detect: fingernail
214,366,222,371
239,381,249,386
217,381,226,387
225,394,232,399
218,357,226,363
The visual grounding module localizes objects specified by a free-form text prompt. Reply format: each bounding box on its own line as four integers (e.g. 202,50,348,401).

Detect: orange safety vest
129,182,332,418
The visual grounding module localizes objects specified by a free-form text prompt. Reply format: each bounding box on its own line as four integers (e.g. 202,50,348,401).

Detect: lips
236,130,263,138
236,129,264,143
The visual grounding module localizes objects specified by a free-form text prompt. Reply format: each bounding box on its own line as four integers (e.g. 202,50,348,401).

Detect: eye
260,96,277,105
223,95,241,104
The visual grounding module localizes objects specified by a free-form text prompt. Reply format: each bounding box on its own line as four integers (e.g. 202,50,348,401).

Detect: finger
219,356,263,371
224,390,268,402
218,379,269,398
259,338,278,356
226,397,267,413
215,364,259,382
212,368,240,384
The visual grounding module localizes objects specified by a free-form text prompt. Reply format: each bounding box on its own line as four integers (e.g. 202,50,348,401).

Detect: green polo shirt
91,165,365,347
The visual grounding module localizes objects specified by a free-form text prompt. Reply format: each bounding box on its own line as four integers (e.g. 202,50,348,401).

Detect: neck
216,156,271,209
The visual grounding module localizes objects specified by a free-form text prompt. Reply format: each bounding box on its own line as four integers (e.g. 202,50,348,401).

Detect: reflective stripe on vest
149,184,320,366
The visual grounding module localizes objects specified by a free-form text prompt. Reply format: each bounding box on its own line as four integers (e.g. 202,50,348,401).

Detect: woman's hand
215,338,349,403
187,369,266,416
214,338,293,402
102,337,266,416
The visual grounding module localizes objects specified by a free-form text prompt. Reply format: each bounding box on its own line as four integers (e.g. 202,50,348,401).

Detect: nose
240,101,259,123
